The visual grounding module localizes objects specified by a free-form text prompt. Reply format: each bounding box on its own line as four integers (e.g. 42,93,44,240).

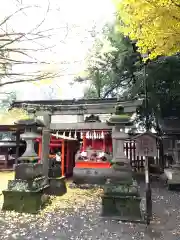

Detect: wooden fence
124,140,162,172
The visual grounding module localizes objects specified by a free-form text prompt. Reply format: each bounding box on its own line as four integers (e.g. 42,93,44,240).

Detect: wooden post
82,132,86,151
159,138,164,170
15,130,20,165
145,148,152,225
61,139,65,177
66,141,70,176
42,113,51,179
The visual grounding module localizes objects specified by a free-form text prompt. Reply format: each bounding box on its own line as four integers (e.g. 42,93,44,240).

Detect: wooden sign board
136,134,157,157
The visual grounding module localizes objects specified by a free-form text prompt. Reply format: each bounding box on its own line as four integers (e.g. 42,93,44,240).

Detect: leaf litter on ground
0,182,103,232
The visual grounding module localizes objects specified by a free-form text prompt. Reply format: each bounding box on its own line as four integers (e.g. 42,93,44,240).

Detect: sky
0,0,115,100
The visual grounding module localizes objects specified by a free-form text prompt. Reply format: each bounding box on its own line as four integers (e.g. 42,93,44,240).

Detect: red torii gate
36,133,78,177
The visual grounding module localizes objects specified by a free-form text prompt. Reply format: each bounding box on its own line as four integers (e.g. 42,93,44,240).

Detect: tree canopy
79,20,180,130
76,23,139,98
114,0,180,59
128,55,180,130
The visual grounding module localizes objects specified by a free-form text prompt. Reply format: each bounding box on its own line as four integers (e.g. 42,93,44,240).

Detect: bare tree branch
0,0,71,88
0,5,40,29
0,73,76,87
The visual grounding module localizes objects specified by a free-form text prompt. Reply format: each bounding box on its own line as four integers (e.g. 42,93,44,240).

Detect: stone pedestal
102,105,142,222
2,163,50,213
101,180,141,221
164,164,180,190
3,189,49,214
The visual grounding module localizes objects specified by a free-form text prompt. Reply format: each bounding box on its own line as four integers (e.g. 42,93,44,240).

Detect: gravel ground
0,181,180,240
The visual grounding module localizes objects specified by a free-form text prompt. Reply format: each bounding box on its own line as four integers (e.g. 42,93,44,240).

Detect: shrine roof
131,131,159,140
0,125,22,131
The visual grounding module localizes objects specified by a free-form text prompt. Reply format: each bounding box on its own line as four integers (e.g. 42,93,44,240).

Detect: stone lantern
17,119,43,162
101,105,142,222
2,118,50,214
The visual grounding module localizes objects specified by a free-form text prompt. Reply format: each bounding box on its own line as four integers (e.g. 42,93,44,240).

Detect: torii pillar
41,113,51,180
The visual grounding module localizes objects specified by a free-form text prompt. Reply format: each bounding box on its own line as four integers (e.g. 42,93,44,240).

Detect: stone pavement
0,180,180,240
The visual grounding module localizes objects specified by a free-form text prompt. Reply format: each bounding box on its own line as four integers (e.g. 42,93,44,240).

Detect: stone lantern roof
107,105,133,126
14,118,45,127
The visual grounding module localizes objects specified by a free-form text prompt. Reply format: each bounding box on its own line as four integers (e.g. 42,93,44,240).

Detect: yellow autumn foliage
114,0,180,59
0,108,31,125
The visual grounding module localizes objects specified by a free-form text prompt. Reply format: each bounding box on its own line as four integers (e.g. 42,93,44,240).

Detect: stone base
45,177,67,196
8,176,47,191
2,187,50,214
73,168,108,185
73,167,132,185
164,168,180,190
101,194,142,222
101,180,142,222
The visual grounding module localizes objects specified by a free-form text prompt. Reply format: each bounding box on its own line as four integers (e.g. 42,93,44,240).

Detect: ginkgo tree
114,0,180,59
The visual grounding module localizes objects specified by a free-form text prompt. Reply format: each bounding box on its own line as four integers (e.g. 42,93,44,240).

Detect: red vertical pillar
66,141,70,176
61,139,65,177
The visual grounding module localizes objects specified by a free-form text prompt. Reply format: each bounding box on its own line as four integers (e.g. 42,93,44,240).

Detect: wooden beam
66,141,70,176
